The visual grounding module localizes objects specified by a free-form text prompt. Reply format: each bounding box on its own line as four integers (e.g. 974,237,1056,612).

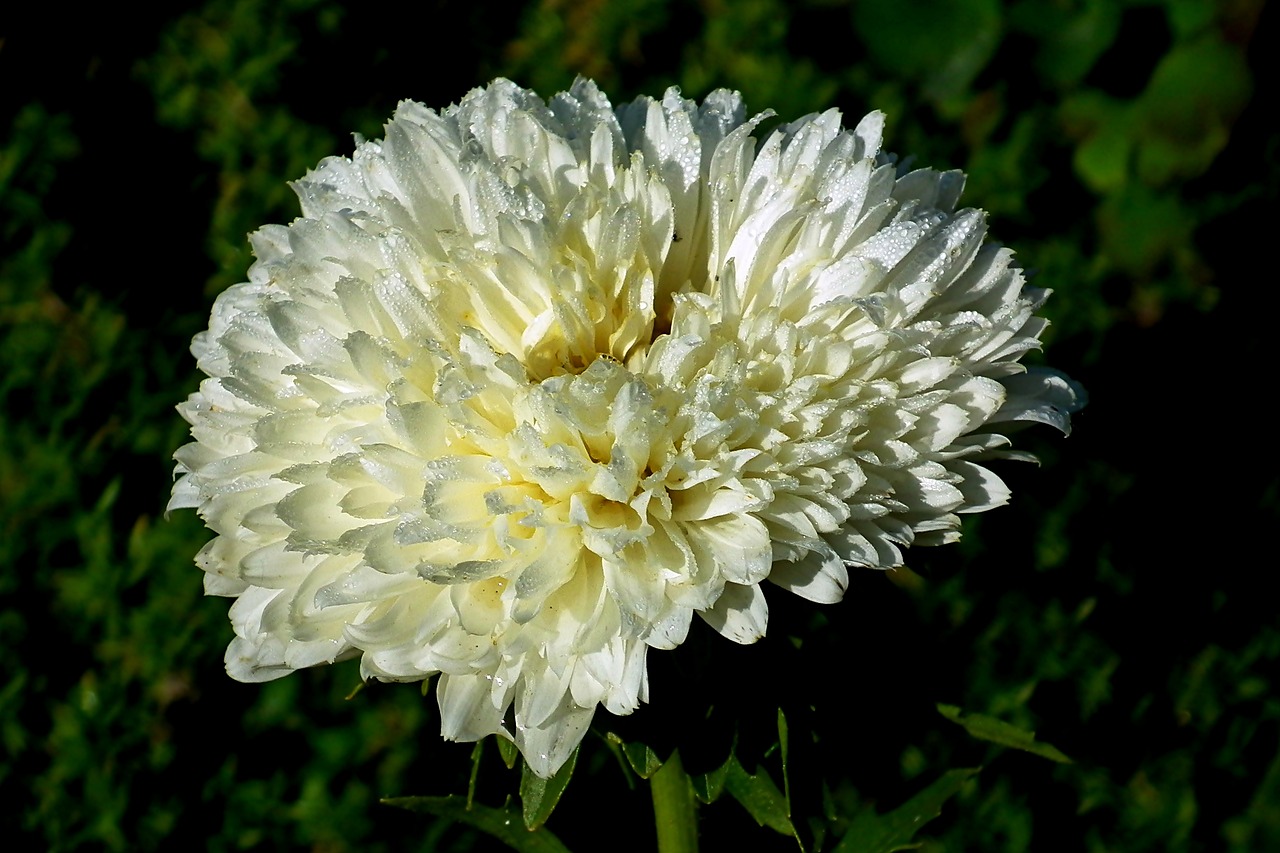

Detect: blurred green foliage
2,0,1276,850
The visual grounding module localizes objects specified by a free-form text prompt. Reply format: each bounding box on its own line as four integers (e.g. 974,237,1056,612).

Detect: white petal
516,696,595,780
172,77,1080,782
767,549,849,604
438,672,507,741
698,581,769,644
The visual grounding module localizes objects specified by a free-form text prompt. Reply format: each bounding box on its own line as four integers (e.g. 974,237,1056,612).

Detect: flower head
171,78,1081,776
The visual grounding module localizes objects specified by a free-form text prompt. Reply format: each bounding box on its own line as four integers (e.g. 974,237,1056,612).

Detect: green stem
651,750,699,853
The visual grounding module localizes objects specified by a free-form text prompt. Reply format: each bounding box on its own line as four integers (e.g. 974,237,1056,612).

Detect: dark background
2,0,1276,849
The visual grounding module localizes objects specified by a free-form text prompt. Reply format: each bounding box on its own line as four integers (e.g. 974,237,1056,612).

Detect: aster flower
170,78,1080,778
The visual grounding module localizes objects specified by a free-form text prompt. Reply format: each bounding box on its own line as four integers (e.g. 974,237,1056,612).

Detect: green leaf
833,768,981,853
649,750,699,853
778,709,792,818
852,0,1002,104
520,747,579,830
937,704,1073,763
468,741,484,808
497,736,520,770
724,755,796,837
689,756,730,805
1059,91,1132,193
606,733,664,779
1134,36,1252,186
1095,185,1194,279
1074,115,1134,194
1008,0,1120,88
1223,744,1280,849
383,795,572,853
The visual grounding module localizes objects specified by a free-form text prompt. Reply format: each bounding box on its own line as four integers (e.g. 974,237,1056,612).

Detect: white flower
171,78,1080,777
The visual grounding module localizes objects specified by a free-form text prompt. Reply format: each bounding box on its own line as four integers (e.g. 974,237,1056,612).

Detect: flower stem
651,750,698,853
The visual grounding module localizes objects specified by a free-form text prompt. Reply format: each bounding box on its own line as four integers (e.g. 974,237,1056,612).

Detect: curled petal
173,77,1080,778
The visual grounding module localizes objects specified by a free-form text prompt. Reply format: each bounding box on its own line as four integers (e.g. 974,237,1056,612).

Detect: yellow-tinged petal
174,77,1080,779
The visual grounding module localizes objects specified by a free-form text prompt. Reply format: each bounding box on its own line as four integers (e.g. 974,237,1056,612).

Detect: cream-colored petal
173,77,1080,780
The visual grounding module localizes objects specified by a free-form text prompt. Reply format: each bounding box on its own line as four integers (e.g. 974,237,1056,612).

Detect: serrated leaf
937,704,1072,763
833,768,980,853
383,795,572,853
725,756,796,837
520,746,579,830
606,732,663,779
690,756,730,805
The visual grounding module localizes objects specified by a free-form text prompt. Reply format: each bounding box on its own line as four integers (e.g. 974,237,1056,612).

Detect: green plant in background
2,0,1275,850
